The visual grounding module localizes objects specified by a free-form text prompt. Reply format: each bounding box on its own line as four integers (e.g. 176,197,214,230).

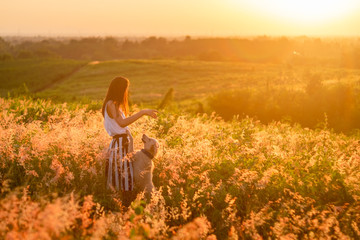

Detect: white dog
131,134,159,199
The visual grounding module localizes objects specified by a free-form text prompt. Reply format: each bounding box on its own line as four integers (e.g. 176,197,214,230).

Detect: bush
208,83,360,133
17,50,34,59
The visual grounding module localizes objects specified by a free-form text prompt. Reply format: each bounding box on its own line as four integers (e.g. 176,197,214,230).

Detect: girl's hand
142,109,158,118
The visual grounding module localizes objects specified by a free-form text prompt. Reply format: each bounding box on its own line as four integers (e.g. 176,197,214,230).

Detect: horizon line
1,33,360,39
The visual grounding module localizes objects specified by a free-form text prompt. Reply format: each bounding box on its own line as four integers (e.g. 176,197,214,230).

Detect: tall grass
0,97,359,239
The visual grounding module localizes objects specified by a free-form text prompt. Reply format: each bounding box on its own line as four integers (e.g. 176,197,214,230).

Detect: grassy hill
37,59,291,103
3,58,360,105
37,59,360,103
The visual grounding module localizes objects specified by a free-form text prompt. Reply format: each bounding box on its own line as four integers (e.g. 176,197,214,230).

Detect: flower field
0,97,359,239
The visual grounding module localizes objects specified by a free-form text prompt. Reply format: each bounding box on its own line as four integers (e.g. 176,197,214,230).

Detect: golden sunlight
237,0,359,24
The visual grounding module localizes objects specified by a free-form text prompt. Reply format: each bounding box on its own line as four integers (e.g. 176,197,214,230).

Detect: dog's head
142,134,159,157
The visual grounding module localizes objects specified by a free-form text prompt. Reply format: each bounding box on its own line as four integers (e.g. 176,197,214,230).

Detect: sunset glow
237,0,360,24
0,0,359,36
2,0,360,238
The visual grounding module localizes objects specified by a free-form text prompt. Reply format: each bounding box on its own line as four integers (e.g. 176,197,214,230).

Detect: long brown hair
102,76,129,117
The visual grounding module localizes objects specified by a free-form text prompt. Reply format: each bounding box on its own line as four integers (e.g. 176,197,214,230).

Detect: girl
102,76,157,191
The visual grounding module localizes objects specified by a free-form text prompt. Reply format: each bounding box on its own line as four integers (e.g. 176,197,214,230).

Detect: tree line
1,36,360,67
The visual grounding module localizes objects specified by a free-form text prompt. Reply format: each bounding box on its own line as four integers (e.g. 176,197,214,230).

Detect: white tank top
104,101,129,136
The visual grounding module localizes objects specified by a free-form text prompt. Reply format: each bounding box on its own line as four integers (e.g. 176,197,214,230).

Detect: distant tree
0,37,8,51
34,49,58,58
141,37,167,49
17,50,33,59
0,53,13,61
0,37,12,55
122,39,138,50
104,37,118,46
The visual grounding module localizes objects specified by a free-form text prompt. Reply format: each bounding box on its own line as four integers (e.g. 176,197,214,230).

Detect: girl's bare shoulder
106,99,115,107
106,100,118,118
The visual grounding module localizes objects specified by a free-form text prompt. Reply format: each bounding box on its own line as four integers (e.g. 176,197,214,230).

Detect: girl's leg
127,130,134,153
121,140,136,206
114,139,120,191
106,139,115,190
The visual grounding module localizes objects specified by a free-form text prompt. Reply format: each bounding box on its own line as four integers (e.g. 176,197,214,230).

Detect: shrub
208,83,360,133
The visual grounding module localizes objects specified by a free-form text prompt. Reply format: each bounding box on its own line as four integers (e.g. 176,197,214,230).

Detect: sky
1,0,360,37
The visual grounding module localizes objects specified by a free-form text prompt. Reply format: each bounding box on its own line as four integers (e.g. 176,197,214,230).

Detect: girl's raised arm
107,101,157,128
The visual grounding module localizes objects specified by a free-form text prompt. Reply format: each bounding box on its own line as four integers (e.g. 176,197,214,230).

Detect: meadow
3,57,360,132
0,96,359,239
3,58,310,102
1,48,360,239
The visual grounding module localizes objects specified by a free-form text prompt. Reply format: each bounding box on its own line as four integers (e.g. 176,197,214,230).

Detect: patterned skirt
106,134,134,191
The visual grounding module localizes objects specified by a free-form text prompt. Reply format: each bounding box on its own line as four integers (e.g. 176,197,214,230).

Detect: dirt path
34,62,88,93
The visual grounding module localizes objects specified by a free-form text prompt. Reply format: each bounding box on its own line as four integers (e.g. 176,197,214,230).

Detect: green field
3,58,360,104
0,58,86,95
37,59,290,103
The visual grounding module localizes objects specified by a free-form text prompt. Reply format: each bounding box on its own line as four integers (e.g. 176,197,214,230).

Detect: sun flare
238,0,359,24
